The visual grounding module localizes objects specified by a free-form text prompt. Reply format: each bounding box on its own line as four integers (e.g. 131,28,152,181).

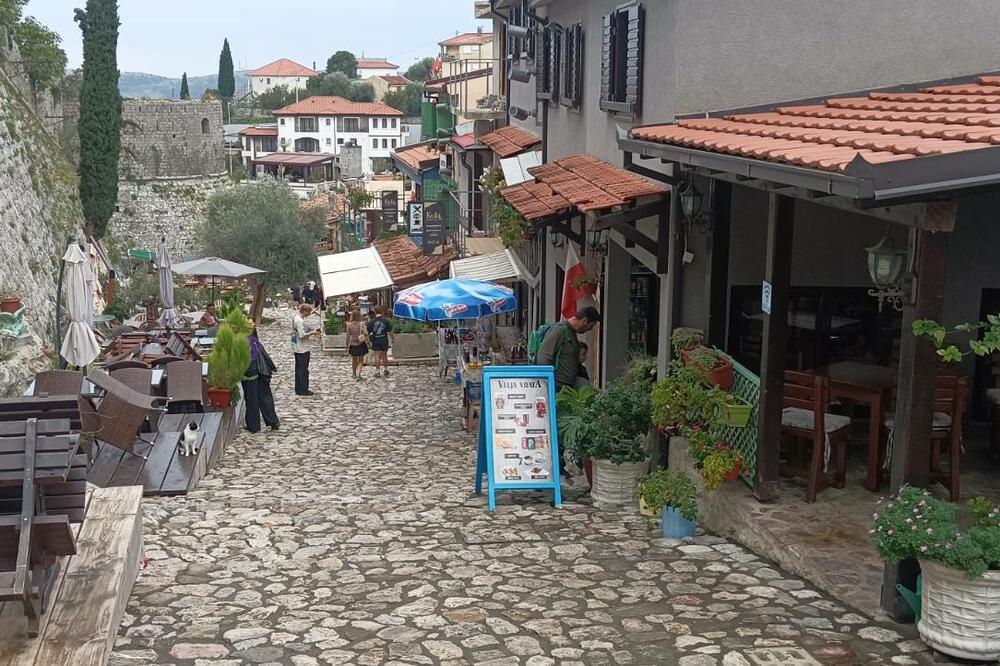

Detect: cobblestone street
110,313,939,666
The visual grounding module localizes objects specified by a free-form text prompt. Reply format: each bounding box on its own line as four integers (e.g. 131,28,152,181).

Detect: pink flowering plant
870,486,1000,578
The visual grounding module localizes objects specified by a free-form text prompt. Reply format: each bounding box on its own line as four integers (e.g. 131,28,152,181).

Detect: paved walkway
111,312,941,666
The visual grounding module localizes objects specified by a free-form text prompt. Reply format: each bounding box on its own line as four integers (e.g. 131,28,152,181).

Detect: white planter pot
918,559,1000,661
590,459,646,508
323,334,347,351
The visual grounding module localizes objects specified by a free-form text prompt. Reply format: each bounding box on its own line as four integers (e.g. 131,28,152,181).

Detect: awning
449,249,537,288
253,152,334,167
318,247,394,297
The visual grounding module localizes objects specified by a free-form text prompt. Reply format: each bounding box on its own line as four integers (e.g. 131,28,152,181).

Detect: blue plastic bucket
661,506,696,539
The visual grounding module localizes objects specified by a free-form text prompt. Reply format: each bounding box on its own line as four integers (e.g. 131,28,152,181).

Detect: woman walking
242,325,280,432
346,309,369,380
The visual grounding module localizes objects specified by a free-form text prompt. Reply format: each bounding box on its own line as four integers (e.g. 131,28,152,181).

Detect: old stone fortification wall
110,99,227,259
0,48,85,396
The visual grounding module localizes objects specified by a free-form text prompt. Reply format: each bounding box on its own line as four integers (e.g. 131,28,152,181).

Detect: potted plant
323,310,347,351
670,327,704,356
700,445,745,490
871,487,1000,660
572,274,600,296
721,393,753,428
683,346,734,391
391,319,438,359
639,469,698,539
651,361,726,433
0,288,21,314
206,324,250,408
556,386,598,488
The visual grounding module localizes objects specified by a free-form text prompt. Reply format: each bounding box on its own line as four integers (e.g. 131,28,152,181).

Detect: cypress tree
218,38,234,99
74,0,121,239
179,71,190,99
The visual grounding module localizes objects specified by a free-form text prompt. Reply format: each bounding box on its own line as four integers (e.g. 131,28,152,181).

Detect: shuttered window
559,23,583,109
506,0,535,59
537,24,561,103
600,2,644,117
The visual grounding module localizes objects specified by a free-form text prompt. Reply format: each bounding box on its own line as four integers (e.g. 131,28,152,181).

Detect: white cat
180,422,199,456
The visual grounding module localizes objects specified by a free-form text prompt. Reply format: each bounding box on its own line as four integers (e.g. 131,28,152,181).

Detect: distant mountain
119,70,249,100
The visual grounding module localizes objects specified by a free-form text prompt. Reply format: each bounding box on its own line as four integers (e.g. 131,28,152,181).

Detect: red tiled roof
301,193,346,224
357,58,399,69
250,59,319,78
377,75,411,86
501,154,667,221
631,75,1000,174
451,133,478,150
440,32,493,47
481,125,541,158
373,235,452,288
239,126,278,137
392,143,440,171
273,96,404,117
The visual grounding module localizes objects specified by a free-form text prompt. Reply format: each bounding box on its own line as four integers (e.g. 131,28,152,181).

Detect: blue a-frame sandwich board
475,365,562,511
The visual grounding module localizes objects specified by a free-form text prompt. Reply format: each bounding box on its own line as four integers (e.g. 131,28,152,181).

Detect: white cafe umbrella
171,256,265,302
157,237,179,329
59,244,100,368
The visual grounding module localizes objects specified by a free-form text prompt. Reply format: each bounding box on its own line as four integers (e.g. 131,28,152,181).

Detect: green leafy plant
571,274,599,289
206,324,250,399
639,468,698,522
871,486,1000,578
700,445,745,491
688,346,727,371
556,386,598,458
575,379,652,464
393,319,433,334
217,291,247,322
671,327,704,355
324,310,344,335
622,354,658,393
651,361,726,431
481,166,530,248
222,308,252,336
912,314,1000,363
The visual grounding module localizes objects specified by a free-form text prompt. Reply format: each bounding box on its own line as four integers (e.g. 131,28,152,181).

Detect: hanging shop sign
475,365,562,511
381,190,398,230
408,201,424,237
422,201,444,255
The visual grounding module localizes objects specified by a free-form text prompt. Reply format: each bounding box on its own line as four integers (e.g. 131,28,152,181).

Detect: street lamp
587,228,607,258
865,226,908,311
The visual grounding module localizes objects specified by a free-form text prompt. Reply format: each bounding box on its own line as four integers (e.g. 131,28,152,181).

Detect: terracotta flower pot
207,387,232,408
578,283,598,296
0,297,21,314
724,467,741,482
706,359,734,391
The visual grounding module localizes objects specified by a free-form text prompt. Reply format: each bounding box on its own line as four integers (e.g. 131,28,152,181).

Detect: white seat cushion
987,388,1000,406
782,407,851,433
883,411,952,430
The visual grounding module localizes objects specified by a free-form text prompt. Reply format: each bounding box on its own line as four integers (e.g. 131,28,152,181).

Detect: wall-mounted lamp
507,24,531,40
549,230,565,249
509,105,536,121
587,228,608,258
678,179,712,233
865,225,909,311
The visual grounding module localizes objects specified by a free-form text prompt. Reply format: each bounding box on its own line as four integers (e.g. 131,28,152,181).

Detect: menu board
475,366,562,511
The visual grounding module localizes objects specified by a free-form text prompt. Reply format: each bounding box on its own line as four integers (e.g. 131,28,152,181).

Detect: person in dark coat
243,326,280,432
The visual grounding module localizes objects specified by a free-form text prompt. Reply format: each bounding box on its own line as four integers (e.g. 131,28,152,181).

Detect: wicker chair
165,361,205,413
109,367,153,395
166,332,202,361
150,355,184,368
105,359,149,372
31,370,84,397
85,369,167,459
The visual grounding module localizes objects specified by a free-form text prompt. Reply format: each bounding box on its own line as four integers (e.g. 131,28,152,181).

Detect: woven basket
590,459,646,508
918,559,1000,660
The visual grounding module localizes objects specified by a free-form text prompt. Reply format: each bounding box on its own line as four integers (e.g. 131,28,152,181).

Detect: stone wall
0,60,85,396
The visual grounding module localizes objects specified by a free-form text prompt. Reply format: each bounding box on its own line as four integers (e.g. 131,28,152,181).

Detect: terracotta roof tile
274,96,403,117
481,125,542,158
239,126,278,137
373,235,452,288
250,59,319,78
357,58,399,69
377,75,411,86
501,154,667,221
632,76,1000,173
439,32,493,47
391,143,440,171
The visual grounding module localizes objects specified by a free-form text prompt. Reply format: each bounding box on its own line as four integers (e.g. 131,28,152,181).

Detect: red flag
561,243,585,320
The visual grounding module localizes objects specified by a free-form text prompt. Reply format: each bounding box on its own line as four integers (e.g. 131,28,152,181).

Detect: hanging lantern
865,227,908,311
679,182,702,220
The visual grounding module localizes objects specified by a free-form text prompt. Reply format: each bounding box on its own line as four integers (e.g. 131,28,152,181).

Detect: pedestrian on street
575,342,593,389
367,305,393,378
290,285,301,306
536,306,601,392
291,303,320,396
346,309,369,380
242,325,280,432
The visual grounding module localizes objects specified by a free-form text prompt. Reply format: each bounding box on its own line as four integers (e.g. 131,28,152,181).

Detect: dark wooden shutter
571,23,583,109
625,4,644,117
536,26,549,100
599,13,614,111
548,27,561,105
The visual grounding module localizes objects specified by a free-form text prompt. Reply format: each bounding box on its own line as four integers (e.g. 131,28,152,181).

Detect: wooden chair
31,370,84,397
0,397,82,432
104,333,151,363
0,418,82,635
780,370,851,503
165,361,205,414
988,351,1000,461
883,375,967,501
85,370,168,460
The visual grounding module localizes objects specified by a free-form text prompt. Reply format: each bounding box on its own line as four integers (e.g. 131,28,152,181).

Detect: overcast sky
24,0,490,76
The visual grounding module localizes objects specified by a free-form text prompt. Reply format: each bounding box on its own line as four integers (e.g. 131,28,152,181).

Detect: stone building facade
109,100,228,260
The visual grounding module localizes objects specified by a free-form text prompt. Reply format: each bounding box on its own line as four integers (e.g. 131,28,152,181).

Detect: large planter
661,506,696,540
590,459,646,508
681,348,734,391
323,334,347,351
0,297,21,314
722,399,752,428
392,332,438,359
918,559,1000,661
207,387,232,409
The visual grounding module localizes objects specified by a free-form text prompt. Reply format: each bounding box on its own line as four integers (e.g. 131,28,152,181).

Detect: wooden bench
0,419,81,636
0,397,82,432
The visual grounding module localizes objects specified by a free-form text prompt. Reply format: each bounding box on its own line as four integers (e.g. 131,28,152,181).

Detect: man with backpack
535,306,602,392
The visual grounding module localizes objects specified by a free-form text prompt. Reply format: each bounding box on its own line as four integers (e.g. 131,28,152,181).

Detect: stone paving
110,311,946,666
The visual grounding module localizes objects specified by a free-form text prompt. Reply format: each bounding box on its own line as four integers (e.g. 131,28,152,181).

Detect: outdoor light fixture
865,225,909,311
549,231,565,248
509,105,536,121
587,228,608,258
509,66,534,83
507,24,530,40
678,180,712,233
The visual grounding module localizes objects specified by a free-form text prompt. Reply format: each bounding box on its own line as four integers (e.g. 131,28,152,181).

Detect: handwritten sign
475,365,562,511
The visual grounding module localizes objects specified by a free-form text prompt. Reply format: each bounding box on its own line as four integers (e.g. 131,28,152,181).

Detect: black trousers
242,376,279,432
294,351,310,394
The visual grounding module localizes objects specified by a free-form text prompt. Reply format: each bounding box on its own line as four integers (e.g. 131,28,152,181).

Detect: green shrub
207,324,250,397
324,310,344,335
392,319,433,334
639,468,697,521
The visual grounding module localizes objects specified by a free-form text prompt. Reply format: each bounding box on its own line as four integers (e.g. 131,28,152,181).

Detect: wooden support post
705,181,732,348
754,194,794,502
881,226,950,618
662,184,684,360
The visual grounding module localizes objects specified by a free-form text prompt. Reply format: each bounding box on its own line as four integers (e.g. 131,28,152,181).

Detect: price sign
475,365,562,511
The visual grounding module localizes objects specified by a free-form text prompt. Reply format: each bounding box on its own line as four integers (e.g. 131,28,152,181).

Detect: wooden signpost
475,365,562,511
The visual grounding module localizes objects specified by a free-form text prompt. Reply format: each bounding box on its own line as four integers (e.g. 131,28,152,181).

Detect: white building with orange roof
248,58,320,95
356,58,399,80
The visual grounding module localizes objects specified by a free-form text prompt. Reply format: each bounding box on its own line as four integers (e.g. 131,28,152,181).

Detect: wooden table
810,361,896,491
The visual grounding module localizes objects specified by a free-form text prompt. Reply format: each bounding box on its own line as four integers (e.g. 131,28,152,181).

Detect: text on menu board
489,377,553,484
